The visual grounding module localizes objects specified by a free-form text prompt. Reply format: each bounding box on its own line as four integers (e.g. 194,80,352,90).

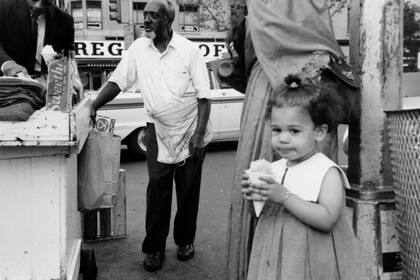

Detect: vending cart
0,97,92,280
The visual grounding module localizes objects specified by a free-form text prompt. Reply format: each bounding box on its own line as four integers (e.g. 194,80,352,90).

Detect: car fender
90,91,147,140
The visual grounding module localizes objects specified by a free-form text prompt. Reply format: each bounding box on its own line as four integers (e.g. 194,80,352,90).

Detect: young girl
241,75,363,280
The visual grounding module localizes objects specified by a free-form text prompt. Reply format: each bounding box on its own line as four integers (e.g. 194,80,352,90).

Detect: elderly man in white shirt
91,0,211,272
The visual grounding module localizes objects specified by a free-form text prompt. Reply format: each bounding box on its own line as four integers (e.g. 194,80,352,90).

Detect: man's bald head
145,0,175,23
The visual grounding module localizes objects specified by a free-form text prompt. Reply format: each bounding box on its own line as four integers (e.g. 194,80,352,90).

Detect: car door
207,62,244,142
213,87,244,141
207,66,222,140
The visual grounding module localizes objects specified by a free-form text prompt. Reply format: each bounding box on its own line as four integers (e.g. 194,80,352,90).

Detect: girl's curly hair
265,74,344,132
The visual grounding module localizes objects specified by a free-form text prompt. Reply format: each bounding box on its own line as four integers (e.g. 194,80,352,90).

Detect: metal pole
348,0,403,278
128,0,133,25
124,0,135,49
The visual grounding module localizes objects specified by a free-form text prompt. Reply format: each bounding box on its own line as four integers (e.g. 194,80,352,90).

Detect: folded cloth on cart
0,77,46,121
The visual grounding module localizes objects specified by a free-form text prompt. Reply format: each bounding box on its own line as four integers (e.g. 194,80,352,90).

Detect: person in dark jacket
0,0,74,77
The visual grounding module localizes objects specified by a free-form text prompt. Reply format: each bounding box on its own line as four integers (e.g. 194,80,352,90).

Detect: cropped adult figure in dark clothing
0,0,75,77
226,1,360,278
0,0,83,120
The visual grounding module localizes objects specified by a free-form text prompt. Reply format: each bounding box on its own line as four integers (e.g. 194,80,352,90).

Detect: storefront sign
75,41,125,59
75,40,227,61
196,42,227,61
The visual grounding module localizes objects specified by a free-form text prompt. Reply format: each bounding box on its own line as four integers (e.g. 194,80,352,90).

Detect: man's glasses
144,12,166,21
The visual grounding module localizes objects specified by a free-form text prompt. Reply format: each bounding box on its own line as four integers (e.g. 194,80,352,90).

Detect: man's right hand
89,81,122,127
90,102,97,127
2,61,29,77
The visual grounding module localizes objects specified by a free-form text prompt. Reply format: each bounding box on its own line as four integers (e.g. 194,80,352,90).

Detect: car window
403,0,420,98
218,82,234,89
207,68,216,90
207,67,234,90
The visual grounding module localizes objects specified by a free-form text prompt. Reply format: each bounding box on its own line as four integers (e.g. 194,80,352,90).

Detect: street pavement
82,142,238,280
81,125,349,280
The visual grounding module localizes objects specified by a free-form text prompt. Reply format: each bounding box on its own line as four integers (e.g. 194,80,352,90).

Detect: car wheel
126,127,147,159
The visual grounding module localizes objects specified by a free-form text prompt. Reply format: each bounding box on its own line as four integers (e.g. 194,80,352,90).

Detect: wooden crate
83,169,127,242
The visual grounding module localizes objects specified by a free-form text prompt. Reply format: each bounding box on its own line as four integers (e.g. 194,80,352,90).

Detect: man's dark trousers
142,123,205,254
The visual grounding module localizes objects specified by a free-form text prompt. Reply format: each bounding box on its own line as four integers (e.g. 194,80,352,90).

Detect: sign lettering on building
75,40,228,61
197,42,227,60
75,41,125,58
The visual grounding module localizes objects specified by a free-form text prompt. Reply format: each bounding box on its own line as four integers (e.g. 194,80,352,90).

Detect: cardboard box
46,57,72,112
94,115,116,133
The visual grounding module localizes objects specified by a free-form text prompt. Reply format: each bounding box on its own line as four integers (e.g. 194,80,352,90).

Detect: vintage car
93,67,244,158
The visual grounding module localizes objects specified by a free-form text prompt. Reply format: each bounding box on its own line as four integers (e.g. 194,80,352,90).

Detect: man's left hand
189,132,205,159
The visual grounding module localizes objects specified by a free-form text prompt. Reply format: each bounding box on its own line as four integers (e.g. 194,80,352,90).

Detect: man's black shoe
143,251,165,272
177,244,195,261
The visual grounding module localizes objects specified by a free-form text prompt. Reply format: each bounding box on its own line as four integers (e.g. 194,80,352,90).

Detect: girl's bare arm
252,167,345,232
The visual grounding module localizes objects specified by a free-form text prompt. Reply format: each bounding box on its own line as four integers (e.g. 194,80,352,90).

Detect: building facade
63,0,348,92
63,0,248,91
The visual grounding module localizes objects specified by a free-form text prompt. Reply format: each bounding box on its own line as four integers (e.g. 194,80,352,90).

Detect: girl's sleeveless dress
247,153,363,280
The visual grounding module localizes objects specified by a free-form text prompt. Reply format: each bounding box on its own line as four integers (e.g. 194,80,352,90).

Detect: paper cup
43,53,55,64
253,201,264,218
245,170,273,217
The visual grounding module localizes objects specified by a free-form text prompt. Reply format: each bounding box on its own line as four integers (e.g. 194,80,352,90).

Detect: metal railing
388,109,420,279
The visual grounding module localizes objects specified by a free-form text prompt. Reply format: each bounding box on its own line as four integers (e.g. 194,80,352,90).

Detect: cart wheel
80,249,97,280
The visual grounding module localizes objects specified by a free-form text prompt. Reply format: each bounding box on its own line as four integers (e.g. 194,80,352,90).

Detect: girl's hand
241,173,254,200
250,175,290,203
240,173,265,200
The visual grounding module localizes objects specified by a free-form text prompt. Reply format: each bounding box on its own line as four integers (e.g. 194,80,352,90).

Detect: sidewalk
83,143,237,280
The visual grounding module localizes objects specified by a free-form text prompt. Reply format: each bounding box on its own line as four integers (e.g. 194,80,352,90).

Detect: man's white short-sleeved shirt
109,32,211,120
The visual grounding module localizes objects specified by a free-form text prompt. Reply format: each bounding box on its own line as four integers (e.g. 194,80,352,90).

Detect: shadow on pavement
82,141,237,280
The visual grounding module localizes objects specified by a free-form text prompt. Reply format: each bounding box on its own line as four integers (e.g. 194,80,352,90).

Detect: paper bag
78,130,121,212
